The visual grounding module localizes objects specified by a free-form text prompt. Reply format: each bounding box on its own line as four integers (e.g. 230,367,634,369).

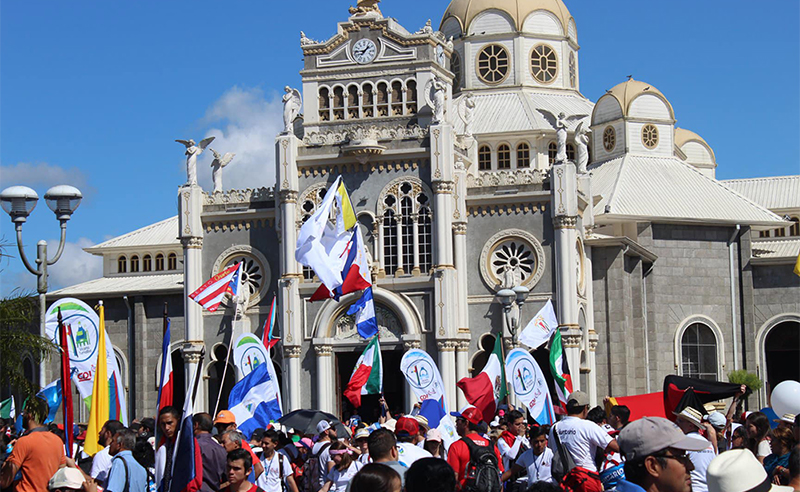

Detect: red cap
394,416,420,436
459,407,484,425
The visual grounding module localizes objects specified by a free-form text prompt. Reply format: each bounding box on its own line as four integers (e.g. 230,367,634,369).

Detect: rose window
222,255,264,303
530,44,558,84
491,240,536,286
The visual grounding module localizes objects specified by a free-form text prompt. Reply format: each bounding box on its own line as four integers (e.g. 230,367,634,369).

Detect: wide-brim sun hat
707,449,793,492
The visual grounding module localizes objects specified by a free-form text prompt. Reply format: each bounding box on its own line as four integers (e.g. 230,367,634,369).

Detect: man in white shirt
549,391,620,492
312,421,336,488
394,417,431,467
502,425,554,486
497,410,531,492
673,407,716,492
90,420,125,488
257,429,298,492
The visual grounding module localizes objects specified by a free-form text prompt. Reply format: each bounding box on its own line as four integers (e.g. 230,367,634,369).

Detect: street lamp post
1,185,82,385
497,285,530,347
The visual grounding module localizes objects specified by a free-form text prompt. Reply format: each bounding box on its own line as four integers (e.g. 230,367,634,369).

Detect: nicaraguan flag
346,287,379,339
228,363,282,440
37,379,62,424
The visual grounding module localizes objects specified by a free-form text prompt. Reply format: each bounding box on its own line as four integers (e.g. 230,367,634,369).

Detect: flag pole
58,307,74,459
212,297,237,417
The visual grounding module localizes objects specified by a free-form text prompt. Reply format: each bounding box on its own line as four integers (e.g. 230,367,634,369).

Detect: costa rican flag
188,262,242,312
157,321,173,412
169,358,203,492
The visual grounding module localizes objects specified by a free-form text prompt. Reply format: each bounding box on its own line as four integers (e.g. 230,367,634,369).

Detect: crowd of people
0,387,799,492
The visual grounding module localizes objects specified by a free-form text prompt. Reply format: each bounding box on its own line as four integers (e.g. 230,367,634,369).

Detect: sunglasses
651,452,694,471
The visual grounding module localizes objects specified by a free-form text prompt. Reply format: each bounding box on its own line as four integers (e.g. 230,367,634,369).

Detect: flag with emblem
549,329,573,411
457,334,507,423
228,362,282,440
344,335,382,408
518,299,558,350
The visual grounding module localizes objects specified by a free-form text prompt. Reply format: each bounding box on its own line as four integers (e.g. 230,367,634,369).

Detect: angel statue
209,148,236,193
282,86,302,134
460,92,476,137
431,75,447,123
537,110,588,164
574,121,591,173
176,136,215,185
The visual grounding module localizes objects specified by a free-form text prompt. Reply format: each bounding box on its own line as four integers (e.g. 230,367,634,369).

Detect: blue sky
1,0,798,296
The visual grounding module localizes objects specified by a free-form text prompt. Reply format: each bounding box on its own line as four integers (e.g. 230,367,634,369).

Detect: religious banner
505,348,555,425
44,298,127,424
233,333,283,412
400,349,458,448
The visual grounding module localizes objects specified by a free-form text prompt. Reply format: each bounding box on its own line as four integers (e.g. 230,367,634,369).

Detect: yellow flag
84,302,110,456
336,181,357,231
794,252,800,277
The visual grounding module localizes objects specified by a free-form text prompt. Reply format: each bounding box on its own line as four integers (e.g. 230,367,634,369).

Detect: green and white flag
343,336,383,408
0,397,14,419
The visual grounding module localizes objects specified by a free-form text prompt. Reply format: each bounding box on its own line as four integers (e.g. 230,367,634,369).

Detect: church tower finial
349,0,381,17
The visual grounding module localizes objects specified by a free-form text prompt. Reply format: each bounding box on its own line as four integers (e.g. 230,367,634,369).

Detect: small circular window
603,126,616,152
642,124,659,149
476,44,509,84
530,44,558,84
568,52,576,88
450,51,462,90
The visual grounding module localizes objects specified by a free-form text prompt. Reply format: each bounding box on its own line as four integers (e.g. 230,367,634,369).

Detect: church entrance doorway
764,321,799,397
336,347,405,423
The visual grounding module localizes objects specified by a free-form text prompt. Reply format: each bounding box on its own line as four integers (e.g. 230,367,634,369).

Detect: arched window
207,344,235,412
168,253,177,270
478,145,492,170
299,184,329,281
548,142,557,164
406,79,417,115
789,217,800,236
143,254,152,272
377,82,389,117
391,81,404,116
347,85,359,119
332,86,345,120
318,87,331,121
130,255,140,272
118,256,127,273
680,323,718,381
566,143,576,162
155,254,165,271
497,144,511,169
379,179,432,276
362,83,374,118
516,143,531,168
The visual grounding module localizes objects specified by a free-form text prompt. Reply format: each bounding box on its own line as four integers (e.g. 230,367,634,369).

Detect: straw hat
673,406,704,430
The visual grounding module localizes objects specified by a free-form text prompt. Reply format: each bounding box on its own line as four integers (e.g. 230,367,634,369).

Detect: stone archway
755,314,800,405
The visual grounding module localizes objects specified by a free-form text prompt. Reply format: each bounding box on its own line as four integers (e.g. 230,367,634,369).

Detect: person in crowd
48,467,92,492
256,429,297,492
706,448,794,492
746,412,773,464
501,425,554,486
106,429,148,492
587,407,609,427
156,405,181,491
786,445,800,491
394,417,431,467
446,406,503,489
195,412,228,492
450,406,476,438
310,420,336,489
353,428,371,464
139,418,156,440
673,407,716,492
90,419,126,488
405,457,456,492
615,416,711,492
223,448,263,492
320,441,363,492
706,413,729,452
549,391,619,492
250,429,267,459
215,412,264,481
366,428,407,485
0,397,66,492
765,427,797,485
132,436,157,492
422,429,445,459
729,426,748,450
608,406,631,432
497,410,530,492
348,463,401,492
221,430,265,483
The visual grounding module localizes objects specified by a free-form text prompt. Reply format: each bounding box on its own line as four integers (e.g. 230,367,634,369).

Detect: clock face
352,38,377,64
436,45,445,66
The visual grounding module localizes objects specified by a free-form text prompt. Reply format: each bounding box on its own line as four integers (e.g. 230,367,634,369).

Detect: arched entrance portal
764,321,800,396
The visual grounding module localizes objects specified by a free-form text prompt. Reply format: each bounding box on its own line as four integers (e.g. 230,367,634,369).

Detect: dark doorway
337,347,404,424
765,321,800,396
171,350,186,411
207,344,236,414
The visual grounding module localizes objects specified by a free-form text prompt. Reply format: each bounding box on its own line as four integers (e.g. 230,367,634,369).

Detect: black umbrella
278,409,350,438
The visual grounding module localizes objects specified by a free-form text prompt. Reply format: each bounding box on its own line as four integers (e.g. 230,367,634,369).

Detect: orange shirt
7,429,66,492
446,433,503,489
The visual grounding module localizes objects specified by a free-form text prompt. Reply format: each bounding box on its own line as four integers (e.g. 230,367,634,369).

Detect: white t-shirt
396,442,432,467
312,441,333,486
686,432,716,492
357,452,370,464
256,452,293,492
91,447,113,487
328,461,363,491
516,447,554,484
757,439,771,458
549,416,613,472
497,435,531,477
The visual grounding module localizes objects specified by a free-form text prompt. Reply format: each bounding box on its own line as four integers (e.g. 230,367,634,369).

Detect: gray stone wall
752,264,800,331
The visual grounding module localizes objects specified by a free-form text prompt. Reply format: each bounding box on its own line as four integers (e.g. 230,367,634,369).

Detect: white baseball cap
48,468,85,490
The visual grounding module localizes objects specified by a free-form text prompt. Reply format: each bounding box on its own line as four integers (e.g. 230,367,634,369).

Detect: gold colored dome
441,0,573,35
604,78,675,120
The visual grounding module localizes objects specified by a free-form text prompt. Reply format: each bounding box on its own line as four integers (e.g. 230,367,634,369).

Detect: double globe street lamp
496,284,530,347
1,184,82,384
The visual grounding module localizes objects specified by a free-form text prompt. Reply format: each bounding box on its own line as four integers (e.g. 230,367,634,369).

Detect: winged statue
282,86,302,134
209,148,236,193
538,109,588,164
176,136,215,185
574,121,591,173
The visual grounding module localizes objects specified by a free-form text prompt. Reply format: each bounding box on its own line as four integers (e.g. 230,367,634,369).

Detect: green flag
0,397,15,419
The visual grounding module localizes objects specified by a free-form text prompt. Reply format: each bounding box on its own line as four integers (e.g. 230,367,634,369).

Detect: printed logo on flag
403,358,435,392
508,356,537,398
233,334,271,381
52,310,99,364
239,346,265,374
534,315,549,333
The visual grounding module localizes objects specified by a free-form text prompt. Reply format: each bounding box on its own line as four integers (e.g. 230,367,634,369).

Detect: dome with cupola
441,0,576,39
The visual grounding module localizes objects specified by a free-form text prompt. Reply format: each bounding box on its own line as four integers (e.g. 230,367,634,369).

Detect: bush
728,370,763,392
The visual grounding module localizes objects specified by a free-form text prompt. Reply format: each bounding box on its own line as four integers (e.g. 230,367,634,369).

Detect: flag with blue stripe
37,379,62,424
228,363,282,440
346,287,378,339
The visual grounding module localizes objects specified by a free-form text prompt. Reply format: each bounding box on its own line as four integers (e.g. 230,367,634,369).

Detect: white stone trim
673,315,725,380
211,244,271,309
754,312,800,406
479,228,546,292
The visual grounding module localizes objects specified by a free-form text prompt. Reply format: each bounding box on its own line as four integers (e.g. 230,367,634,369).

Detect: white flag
518,299,558,349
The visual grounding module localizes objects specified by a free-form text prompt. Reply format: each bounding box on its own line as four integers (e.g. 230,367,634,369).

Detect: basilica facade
50,0,800,422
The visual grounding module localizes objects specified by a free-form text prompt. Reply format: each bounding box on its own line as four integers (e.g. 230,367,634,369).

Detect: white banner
505,348,555,425
519,299,558,350
45,298,127,424
400,349,458,448
232,333,283,413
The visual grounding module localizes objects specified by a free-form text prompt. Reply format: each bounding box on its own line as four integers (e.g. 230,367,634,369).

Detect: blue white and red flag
262,296,278,351
188,262,242,312
169,357,203,492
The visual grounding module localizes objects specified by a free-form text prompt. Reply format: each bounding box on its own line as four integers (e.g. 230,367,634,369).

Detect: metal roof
452,89,593,135
751,238,800,261
85,216,179,252
48,273,183,299
721,176,800,211
590,155,788,227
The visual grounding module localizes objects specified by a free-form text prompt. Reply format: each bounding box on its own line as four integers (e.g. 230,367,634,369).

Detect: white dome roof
441,0,573,35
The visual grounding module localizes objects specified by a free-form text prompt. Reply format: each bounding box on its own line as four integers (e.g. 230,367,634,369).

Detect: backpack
301,442,330,492
550,422,577,483
460,436,501,492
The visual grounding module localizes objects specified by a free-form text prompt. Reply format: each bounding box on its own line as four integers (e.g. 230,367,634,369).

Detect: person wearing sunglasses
615,417,711,492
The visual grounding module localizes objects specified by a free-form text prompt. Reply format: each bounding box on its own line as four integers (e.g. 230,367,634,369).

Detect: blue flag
37,380,62,424
346,287,379,339
228,363,282,440
419,398,446,429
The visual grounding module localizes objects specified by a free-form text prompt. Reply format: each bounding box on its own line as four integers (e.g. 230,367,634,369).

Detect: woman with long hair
745,412,771,463
320,441,363,491
729,425,748,450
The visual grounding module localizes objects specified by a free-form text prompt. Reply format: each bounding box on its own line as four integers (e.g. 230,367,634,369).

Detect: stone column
453,160,469,337
437,340,457,411
314,344,334,413
178,184,205,403
588,330,599,405
283,346,302,412
455,340,470,409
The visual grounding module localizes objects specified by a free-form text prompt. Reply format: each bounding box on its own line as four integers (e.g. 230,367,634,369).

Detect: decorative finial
349,0,381,16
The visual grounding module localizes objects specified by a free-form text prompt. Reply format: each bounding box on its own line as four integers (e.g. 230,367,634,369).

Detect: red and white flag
344,336,382,408
188,263,242,312
457,335,507,423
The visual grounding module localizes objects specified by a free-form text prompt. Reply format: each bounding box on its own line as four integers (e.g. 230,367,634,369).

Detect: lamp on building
1,184,82,385
496,285,530,347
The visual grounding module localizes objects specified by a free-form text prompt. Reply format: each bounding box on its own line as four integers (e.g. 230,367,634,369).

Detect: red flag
58,309,74,459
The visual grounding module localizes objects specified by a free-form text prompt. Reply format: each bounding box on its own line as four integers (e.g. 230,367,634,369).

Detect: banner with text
400,349,458,448
505,348,555,425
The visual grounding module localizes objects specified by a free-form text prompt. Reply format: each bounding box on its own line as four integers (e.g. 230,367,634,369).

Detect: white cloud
192,86,284,192
0,162,93,196
45,237,102,291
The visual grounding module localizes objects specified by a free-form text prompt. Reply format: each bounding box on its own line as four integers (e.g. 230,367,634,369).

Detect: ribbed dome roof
441,0,573,35
604,78,674,120
675,127,716,161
